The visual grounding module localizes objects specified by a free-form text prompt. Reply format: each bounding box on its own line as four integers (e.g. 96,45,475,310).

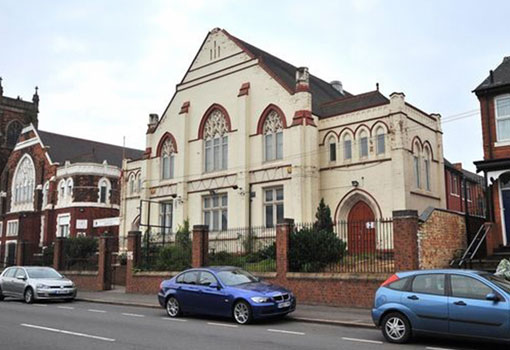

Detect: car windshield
482,274,510,294
216,269,259,286
26,268,62,279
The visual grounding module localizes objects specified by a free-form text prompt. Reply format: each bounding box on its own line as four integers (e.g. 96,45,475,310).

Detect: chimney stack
330,80,343,94
149,113,159,126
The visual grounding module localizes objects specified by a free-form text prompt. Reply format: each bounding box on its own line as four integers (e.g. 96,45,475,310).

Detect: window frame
328,136,337,162
263,187,284,228
448,274,495,301
375,127,386,155
159,201,173,235
359,131,368,158
343,134,352,161
98,178,111,204
495,94,510,142
203,193,228,231
6,220,18,237
56,213,71,238
410,273,446,296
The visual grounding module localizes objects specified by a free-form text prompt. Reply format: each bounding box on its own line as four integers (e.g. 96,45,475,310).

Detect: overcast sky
1,0,509,171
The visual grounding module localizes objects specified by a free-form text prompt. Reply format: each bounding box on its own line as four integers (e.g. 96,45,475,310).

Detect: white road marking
267,329,305,336
87,309,106,313
207,322,238,328
33,304,47,307
57,306,74,310
20,323,115,342
121,313,145,318
161,317,187,322
342,337,383,344
426,347,457,350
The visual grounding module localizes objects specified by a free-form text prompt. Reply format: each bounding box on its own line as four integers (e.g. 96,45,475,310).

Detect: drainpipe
486,95,493,159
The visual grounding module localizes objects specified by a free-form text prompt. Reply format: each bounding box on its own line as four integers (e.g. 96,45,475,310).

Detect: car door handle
407,295,419,300
454,301,467,306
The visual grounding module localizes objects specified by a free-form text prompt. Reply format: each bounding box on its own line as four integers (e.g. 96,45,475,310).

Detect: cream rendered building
119,28,445,249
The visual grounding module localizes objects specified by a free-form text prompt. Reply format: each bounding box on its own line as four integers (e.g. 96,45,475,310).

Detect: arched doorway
347,201,376,253
500,173,510,245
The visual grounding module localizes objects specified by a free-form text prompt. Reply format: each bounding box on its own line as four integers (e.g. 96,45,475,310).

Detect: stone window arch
202,108,229,172
12,154,35,207
359,129,369,158
342,132,353,161
42,181,50,208
66,178,73,201
423,146,431,191
327,135,337,162
375,126,386,155
98,178,111,204
129,173,136,194
263,110,284,161
413,141,422,189
161,138,176,179
137,173,142,193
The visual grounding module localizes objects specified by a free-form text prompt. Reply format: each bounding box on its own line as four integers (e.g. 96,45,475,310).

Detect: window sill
410,190,440,200
494,140,510,147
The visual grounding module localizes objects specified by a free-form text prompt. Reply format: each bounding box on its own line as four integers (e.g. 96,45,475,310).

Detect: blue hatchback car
158,266,296,324
372,269,510,344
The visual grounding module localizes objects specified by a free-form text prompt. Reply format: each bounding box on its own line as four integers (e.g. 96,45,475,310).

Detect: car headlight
250,296,270,303
36,284,49,289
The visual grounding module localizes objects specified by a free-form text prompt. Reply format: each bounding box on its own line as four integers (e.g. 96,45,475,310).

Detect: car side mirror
16,275,26,281
209,283,220,290
486,293,499,302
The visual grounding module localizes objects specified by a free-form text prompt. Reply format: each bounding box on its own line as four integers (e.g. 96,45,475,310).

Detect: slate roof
444,158,483,183
37,130,144,167
229,34,361,118
320,91,390,118
474,56,510,93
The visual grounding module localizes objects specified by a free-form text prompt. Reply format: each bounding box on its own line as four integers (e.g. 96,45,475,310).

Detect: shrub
62,236,98,270
289,228,346,272
149,220,192,271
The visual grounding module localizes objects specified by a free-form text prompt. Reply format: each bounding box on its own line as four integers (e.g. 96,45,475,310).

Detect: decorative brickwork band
179,101,190,114
392,210,419,271
276,218,294,278
192,225,209,268
291,110,316,127
237,82,250,97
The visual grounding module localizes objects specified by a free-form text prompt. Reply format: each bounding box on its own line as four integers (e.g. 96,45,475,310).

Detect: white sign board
93,217,120,228
76,219,88,229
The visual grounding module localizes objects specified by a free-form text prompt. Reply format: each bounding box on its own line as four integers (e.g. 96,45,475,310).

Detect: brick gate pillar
276,219,294,279
126,231,141,293
53,237,65,270
192,225,209,268
16,240,25,266
97,235,113,291
393,210,419,271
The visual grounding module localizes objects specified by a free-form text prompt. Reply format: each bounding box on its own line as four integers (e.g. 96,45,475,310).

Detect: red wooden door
347,201,376,253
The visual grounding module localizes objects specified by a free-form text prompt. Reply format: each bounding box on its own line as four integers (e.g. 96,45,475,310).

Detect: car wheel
166,296,182,318
381,312,411,344
233,300,252,325
24,288,35,304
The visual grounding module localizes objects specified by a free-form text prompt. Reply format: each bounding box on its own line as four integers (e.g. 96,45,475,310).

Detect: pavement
76,286,376,328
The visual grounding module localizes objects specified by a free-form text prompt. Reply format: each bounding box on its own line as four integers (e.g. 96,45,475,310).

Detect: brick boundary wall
418,208,466,269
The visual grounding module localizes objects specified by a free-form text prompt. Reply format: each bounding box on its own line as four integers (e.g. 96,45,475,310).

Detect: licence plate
278,301,291,308
53,290,68,295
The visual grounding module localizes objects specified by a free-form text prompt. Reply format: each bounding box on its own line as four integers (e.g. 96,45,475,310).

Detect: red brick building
0,78,39,174
474,56,510,251
0,124,142,267
444,159,485,217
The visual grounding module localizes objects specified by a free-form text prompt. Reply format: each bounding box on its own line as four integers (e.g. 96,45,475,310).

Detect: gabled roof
37,130,143,167
444,158,483,183
320,90,390,118
225,31,355,117
474,56,510,93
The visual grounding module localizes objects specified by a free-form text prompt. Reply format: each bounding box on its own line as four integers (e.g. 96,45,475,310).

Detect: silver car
0,266,76,303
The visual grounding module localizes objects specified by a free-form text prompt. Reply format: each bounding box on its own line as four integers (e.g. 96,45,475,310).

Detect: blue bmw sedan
158,266,296,324
372,269,510,344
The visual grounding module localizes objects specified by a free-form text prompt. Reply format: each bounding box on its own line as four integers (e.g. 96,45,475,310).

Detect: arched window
327,136,337,162
59,180,66,200
263,110,284,161
359,130,368,158
137,173,142,193
129,174,135,194
98,178,111,204
42,182,49,208
6,121,22,148
376,127,386,155
66,178,73,201
343,134,352,160
424,147,431,191
413,142,421,189
203,109,228,172
161,138,176,179
12,155,35,206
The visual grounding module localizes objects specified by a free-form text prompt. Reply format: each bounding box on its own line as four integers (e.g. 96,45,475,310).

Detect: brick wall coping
61,271,98,276
253,272,277,278
286,272,389,281
419,206,465,222
393,210,418,218
133,271,179,277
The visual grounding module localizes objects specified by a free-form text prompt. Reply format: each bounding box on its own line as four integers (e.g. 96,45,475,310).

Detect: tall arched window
413,142,421,189
137,173,142,193
343,134,352,161
129,174,135,194
6,121,22,148
204,109,228,172
98,178,111,204
327,136,336,162
12,154,35,210
66,178,73,201
59,180,66,200
376,127,386,155
161,138,176,179
424,147,431,191
42,182,49,208
263,110,284,161
359,130,368,158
